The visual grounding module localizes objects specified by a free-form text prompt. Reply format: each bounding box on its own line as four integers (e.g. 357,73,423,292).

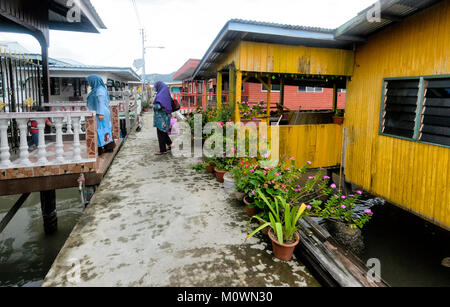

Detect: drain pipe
77,173,86,207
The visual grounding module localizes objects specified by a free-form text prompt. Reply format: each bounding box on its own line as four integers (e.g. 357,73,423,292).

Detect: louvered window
419,78,450,146
380,77,450,147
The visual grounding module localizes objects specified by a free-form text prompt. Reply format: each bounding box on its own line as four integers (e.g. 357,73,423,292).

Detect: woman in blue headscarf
153,81,173,155
87,75,115,155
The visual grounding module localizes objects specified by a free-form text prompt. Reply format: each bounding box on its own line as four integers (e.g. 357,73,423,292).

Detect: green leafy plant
190,162,206,172
238,101,267,120
247,192,307,245
141,99,150,109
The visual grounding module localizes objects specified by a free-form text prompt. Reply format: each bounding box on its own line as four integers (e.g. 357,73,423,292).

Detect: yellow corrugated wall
274,124,343,169
209,41,354,76
344,0,450,230
239,41,354,76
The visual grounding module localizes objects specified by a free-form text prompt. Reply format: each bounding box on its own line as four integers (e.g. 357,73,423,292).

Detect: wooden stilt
40,190,58,235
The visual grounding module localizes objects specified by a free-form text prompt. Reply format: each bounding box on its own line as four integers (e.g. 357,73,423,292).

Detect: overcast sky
0,0,375,75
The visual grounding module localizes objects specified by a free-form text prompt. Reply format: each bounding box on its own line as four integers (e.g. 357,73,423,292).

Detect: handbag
171,97,181,112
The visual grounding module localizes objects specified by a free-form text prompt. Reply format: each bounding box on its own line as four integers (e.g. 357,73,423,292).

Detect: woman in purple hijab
153,81,173,155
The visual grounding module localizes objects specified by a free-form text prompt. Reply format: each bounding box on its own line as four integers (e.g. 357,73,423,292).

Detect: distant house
173,58,345,111
4,48,141,102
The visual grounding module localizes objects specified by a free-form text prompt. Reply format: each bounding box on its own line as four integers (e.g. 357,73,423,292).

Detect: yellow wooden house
192,0,450,230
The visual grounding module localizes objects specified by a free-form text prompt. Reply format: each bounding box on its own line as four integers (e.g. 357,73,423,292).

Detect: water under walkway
42,113,319,287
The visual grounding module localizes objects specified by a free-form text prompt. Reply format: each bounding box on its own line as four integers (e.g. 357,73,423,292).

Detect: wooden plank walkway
42,113,319,287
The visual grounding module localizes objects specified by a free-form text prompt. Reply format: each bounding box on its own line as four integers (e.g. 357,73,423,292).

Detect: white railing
0,111,96,169
44,102,88,135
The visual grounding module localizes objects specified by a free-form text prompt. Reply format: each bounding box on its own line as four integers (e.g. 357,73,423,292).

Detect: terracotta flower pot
214,168,227,183
205,164,215,174
268,229,300,261
241,118,263,126
259,220,269,235
332,116,344,125
143,108,149,112
243,195,259,217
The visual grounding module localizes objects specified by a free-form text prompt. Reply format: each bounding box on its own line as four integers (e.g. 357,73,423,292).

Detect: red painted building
244,83,346,111
173,60,346,111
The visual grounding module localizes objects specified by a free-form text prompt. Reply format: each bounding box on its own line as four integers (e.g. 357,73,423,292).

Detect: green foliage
238,101,267,120
190,162,206,172
247,194,307,245
141,99,151,109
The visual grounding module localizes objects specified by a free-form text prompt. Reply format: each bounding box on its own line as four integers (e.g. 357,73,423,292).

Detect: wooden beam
332,83,338,114
229,65,236,119
0,193,31,233
267,77,271,117
236,71,242,122
279,77,285,116
216,72,222,113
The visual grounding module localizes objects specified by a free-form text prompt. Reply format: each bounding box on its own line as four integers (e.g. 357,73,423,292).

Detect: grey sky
0,0,375,75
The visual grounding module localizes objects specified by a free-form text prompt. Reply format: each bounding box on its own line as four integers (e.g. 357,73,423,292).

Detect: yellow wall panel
274,124,343,169
344,0,450,230
238,41,354,76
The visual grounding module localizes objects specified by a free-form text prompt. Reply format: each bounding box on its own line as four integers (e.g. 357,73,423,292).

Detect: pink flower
307,161,312,165
357,190,363,195
364,209,373,215
290,157,295,160
341,196,347,199
349,194,355,197
341,205,346,209
264,154,270,159
306,205,312,210
275,173,281,176
308,176,315,179
324,176,331,179
250,169,255,173
251,190,255,195
331,184,337,189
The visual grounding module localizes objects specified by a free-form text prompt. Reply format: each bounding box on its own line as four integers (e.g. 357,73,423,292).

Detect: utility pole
141,28,146,101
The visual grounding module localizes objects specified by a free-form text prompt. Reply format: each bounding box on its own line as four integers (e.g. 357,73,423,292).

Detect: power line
131,0,142,28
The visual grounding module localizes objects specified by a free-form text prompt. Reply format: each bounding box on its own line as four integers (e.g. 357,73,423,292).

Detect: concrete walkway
42,113,319,287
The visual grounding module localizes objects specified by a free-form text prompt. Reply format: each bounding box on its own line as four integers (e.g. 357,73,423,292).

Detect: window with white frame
261,84,281,92
298,86,323,93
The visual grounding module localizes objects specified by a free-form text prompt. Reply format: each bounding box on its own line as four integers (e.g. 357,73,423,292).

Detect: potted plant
247,192,307,261
141,99,150,112
203,157,216,174
238,101,267,125
332,109,345,125
213,157,236,183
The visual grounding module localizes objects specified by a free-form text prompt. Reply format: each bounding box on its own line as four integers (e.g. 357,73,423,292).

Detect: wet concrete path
42,113,319,287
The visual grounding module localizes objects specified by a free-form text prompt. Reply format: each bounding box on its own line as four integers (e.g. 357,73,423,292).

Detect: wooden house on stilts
192,0,450,230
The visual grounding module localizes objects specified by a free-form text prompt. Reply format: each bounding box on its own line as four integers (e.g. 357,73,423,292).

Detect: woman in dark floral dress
153,81,173,155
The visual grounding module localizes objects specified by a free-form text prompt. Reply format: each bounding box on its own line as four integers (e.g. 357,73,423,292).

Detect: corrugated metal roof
229,19,334,34
335,0,443,38
193,0,443,79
